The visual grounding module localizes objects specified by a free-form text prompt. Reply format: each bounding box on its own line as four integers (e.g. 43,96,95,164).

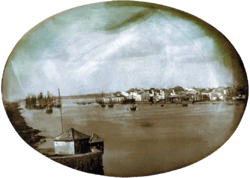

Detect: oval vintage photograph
1,1,248,177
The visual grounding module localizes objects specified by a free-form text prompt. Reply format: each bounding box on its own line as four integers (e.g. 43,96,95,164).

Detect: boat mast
58,89,63,133
110,93,112,104
132,94,134,107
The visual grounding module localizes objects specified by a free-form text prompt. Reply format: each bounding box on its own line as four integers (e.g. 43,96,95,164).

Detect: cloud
2,4,242,101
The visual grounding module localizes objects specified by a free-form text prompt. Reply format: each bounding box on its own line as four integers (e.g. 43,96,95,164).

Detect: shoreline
3,101,46,149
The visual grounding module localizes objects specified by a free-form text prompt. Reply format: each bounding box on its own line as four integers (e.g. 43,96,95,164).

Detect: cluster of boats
99,93,137,110
25,89,62,114
77,102,92,105
100,100,115,108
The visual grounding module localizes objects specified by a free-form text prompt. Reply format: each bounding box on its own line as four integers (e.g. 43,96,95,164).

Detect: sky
2,1,248,101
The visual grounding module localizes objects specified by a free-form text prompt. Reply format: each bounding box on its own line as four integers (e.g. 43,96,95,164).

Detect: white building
130,91,138,97
103,96,124,103
121,91,129,97
54,128,91,155
185,87,196,92
155,92,160,101
170,90,176,96
159,90,165,99
201,93,210,98
149,90,154,97
218,93,224,100
135,94,142,102
111,96,125,102
185,87,197,94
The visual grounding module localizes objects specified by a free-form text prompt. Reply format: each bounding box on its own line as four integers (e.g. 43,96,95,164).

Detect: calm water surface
20,99,245,176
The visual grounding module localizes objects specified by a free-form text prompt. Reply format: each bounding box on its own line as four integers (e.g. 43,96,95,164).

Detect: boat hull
130,107,136,111
45,108,53,114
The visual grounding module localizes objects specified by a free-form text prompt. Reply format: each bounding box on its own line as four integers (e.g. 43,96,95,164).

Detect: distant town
25,85,248,109
96,85,248,104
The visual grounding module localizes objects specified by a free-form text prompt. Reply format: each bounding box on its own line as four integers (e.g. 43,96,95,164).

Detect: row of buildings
101,86,248,103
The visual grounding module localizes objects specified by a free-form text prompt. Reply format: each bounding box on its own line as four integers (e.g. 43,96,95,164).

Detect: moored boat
108,94,114,108
108,104,114,108
130,95,136,111
101,92,106,107
45,105,53,114
130,106,136,111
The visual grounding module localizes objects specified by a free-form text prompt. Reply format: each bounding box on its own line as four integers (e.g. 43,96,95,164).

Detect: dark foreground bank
4,101,105,175
3,101,46,149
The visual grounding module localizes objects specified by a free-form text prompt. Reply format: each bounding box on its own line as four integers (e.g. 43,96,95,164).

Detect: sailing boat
55,89,62,108
108,93,114,108
45,104,53,113
101,92,106,107
45,91,53,114
130,95,136,111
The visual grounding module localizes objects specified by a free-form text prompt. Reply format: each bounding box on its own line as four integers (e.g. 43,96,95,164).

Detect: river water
20,99,246,177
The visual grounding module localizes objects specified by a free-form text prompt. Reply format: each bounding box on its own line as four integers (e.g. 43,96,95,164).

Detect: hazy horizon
2,2,247,101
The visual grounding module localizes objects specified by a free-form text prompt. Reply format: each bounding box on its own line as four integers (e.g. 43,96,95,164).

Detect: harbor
19,97,246,176
1,1,248,176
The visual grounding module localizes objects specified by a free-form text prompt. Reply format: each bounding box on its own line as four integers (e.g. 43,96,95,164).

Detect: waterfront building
111,93,125,102
136,94,142,102
121,91,129,97
141,91,150,101
170,90,176,96
102,93,124,103
200,92,210,100
155,91,160,101
127,90,140,100
149,90,154,97
164,90,171,100
54,128,91,155
209,92,219,100
159,90,165,99
114,91,122,96
112,96,125,102
138,88,145,94
185,87,194,91
130,90,138,98
185,87,197,95
51,128,104,174
89,134,104,154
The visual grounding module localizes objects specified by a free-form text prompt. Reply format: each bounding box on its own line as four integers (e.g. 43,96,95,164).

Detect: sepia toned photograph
1,1,249,177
